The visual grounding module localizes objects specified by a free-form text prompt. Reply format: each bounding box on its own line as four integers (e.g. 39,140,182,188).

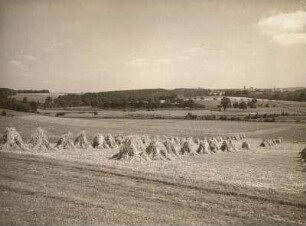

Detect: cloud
9,60,24,67
23,55,36,61
9,60,29,76
257,11,306,45
126,58,171,67
272,33,306,45
21,73,34,78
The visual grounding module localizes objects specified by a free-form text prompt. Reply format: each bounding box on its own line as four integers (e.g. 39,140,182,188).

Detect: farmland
0,110,306,225
12,93,66,103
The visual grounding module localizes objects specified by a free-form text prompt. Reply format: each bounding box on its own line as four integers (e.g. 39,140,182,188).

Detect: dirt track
1,152,305,225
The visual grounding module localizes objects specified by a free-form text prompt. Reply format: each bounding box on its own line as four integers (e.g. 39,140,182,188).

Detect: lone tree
220,97,231,111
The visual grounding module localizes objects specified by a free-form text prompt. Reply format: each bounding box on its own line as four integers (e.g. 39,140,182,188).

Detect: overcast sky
0,0,306,92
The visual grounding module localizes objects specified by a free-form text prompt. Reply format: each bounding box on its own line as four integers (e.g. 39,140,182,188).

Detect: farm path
1,151,305,225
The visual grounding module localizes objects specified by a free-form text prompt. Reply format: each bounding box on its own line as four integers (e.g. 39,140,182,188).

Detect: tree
29,101,38,112
238,101,248,109
220,97,231,111
22,97,28,103
248,98,257,108
44,96,53,108
233,102,239,108
184,99,196,108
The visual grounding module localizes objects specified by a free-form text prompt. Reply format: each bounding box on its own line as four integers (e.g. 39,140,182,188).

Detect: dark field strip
0,152,305,225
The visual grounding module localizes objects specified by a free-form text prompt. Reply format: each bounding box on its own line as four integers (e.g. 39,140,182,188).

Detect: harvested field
0,139,305,225
0,113,305,225
10,114,306,142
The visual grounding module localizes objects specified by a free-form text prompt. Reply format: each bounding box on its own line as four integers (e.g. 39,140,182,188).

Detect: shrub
238,101,248,109
244,114,251,120
264,118,276,122
230,116,241,121
251,113,260,119
93,111,98,116
55,112,66,117
185,112,197,120
219,116,228,121
233,102,239,108
204,115,217,120
1,110,6,116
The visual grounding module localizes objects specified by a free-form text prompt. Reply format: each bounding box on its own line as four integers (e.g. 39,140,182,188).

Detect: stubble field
0,110,305,225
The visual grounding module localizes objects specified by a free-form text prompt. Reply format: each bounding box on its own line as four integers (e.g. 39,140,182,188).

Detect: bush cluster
184,111,297,123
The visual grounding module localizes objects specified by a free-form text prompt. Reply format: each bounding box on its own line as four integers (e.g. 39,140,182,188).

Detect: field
36,95,306,124
0,110,306,225
12,93,66,103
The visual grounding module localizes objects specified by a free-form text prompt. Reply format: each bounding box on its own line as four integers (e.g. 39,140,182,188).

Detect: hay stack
173,137,181,145
0,127,28,151
216,136,223,143
179,138,199,155
92,133,109,149
299,147,306,162
220,140,236,152
231,135,237,141
55,132,75,150
268,139,274,146
141,135,151,146
241,141,251,150
197,140,211,154
114,134,124,146
143,140,173,160
105,134,117,148
193,137,200,144
111,136,146,161
260,139,270,147
169,137,176,144
163,139,180,156
208,138,220,153
275,137,282,144
74,131,92,149
28,127,53,151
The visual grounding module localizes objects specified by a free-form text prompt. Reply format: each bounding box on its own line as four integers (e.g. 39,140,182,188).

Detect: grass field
0,110,305,225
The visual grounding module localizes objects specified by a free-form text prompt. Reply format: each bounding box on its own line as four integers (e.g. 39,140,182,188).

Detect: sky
0,0,306,93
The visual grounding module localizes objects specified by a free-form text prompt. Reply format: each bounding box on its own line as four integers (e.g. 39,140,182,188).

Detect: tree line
47,88,210,109
0,88,38,113
224,88,306,102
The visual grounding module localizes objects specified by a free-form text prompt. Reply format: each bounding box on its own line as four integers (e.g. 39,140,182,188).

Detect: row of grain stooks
0,127,284,161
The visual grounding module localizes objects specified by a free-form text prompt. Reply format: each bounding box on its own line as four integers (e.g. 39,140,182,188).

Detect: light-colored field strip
19,115,296,136
19,115,111,128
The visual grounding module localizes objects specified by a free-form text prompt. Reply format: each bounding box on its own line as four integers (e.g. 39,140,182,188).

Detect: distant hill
17,89,50,94
0,88,38,113
52,88,210,109
0,88,17,96
0,88,50,95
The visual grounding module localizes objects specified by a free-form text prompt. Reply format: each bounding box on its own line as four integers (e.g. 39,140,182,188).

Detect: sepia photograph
0,0,306,225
